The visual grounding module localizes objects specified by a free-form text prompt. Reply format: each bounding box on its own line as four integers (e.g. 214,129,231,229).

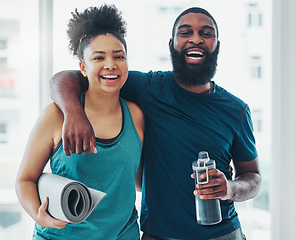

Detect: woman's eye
93,56,103,61
115,55,126,60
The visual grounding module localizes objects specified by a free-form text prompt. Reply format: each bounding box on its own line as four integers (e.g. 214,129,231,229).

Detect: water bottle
192,151,222,225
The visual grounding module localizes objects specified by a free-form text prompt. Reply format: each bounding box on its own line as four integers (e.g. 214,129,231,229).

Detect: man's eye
200,31,214,38
178,31,192,36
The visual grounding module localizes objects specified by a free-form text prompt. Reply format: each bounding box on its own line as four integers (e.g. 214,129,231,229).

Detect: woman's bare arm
15,103,68,228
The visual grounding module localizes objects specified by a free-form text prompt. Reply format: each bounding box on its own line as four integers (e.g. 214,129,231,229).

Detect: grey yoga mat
38,173,106,224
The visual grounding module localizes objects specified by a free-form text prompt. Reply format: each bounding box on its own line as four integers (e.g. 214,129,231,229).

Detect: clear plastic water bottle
192,151,222,225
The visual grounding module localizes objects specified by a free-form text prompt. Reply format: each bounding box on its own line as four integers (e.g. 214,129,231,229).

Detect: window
0,57,7,64
0,39,8,66
252,109,262,132
159,7,167,13
0,77,15,97
248,3,263,26
0,0,39,239
0,39,7,49
158,6,182,14
251,56,262,79
0,122,7,143
159,56,169,62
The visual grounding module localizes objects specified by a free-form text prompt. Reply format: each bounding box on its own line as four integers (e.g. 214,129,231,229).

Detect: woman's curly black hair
67,4,127,61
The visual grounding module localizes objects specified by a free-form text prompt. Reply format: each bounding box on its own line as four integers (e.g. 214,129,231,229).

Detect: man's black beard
170,42,220,87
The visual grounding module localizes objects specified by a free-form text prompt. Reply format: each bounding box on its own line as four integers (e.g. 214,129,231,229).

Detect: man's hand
49,70,94,156
63,111,97,156
191,169,234,201
191,158,261,202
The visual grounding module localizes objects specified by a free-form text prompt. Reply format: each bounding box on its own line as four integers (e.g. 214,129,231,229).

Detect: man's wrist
63,102,84,118
225,180,235,201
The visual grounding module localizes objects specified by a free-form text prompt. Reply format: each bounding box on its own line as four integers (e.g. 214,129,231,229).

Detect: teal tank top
33,98,142,240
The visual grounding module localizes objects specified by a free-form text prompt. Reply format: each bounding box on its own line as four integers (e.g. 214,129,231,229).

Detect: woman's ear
79,61,87,77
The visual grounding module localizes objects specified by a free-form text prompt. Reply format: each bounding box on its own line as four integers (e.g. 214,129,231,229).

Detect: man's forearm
228,172,261,202
49,70,87,114
49,70,96,156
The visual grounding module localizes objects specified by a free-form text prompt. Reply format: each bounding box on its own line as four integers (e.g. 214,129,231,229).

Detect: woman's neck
84,89,121,114
84,90,123,139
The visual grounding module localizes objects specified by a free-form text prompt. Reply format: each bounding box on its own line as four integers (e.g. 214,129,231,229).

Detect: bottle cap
198,151,209,159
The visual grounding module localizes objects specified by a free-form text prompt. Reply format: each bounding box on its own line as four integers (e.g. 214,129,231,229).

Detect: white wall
271,0,296,239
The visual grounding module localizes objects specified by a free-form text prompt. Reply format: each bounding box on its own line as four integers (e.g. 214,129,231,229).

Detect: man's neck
176,80,214,94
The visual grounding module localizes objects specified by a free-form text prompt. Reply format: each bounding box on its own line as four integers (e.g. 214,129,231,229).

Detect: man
50,7,261,240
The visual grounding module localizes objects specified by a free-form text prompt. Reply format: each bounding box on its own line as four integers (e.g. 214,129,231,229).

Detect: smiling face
171,12,218,65
169,12,220,87
79,33,128,95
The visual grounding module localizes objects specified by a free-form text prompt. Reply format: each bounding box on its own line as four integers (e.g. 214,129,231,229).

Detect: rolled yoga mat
37,173,106,224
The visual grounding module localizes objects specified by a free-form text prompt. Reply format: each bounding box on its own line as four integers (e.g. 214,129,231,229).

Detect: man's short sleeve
120,71,152,103
231,105,258,162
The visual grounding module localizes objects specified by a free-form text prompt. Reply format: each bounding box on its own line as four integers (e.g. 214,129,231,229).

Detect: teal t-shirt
121,71,258,240
33,98,142,240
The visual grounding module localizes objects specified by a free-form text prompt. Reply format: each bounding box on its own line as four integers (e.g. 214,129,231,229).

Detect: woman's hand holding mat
37,173,106,224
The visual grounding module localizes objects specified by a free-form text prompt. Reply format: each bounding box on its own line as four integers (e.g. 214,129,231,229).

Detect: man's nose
189,33,204,44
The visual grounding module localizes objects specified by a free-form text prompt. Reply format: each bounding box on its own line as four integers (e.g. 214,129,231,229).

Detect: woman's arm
135,158,143,192
126,101,145,143
49,70,97,156
15,103,68,228
126,101,145,192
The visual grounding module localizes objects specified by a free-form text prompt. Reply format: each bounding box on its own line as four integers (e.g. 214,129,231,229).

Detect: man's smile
185,48,206,64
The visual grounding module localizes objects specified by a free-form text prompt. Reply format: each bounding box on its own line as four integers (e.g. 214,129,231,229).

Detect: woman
15,5,144,240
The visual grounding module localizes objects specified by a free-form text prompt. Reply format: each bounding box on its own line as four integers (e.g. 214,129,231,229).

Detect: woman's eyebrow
92,49,124,54
113,50,125,54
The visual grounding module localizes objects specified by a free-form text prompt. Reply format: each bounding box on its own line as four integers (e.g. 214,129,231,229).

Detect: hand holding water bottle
192,167,234,201
191,153,234,201
192,151,235,225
